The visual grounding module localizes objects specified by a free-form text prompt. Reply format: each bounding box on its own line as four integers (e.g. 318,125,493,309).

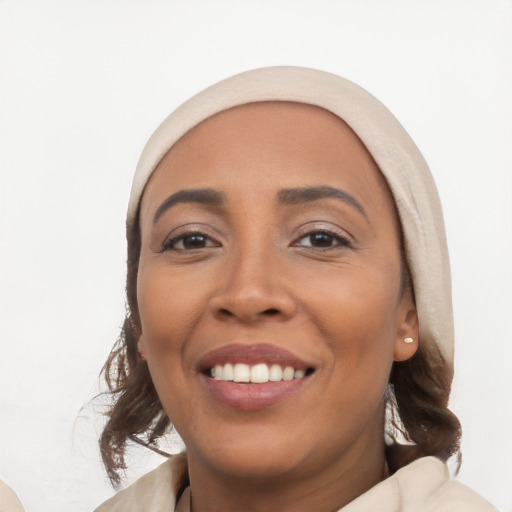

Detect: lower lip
202,376,309,411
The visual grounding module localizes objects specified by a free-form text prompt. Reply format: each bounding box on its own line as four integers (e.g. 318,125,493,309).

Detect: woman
96,67,497,511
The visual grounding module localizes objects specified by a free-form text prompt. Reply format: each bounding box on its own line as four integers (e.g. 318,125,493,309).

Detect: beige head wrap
127,66,454,369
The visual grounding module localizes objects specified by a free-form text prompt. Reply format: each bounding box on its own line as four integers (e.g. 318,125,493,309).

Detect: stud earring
403,337,414,344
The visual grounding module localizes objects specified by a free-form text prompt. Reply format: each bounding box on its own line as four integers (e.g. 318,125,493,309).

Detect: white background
0,1,511,511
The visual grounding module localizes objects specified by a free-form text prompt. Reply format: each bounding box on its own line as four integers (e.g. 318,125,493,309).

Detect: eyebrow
278,186,368,219
153,188,225,224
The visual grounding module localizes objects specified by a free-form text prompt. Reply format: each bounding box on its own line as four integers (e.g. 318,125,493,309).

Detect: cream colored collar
96,454,486,512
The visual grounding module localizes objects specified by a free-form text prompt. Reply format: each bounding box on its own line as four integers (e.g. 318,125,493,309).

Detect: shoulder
0,479,25,512
419,479,499,512
94,453,188,512
341,457,498,512
396,457,498,512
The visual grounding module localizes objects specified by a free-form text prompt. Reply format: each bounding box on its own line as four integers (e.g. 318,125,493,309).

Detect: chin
187,426,311,481
208,449,306,482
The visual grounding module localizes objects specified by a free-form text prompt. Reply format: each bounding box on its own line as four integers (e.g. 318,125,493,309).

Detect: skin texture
137,102,418,512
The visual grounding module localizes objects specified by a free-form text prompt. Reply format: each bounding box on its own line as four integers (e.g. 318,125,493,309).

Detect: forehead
140,101,397,220
168,101,371,170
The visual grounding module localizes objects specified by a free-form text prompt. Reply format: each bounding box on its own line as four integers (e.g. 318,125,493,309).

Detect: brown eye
183,234,208,249
163,232,220,251
307,232,334,247
295,231,350,249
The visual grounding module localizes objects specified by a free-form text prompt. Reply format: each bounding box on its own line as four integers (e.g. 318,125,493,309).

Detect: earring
403,337,414,344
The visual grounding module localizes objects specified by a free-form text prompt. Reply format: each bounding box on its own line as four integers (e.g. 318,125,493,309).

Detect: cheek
137,265,209,354
315,284,398,437
308,259,400,331
305,263,400,385
136,267,205,427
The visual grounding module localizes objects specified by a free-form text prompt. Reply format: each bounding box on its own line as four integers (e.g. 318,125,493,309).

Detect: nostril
215,306,285,320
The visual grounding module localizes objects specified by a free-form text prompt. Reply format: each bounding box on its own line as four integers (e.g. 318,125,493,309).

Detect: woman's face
137,102,418,483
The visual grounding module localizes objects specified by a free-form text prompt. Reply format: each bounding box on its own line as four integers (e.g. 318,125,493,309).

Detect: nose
209,247,297,324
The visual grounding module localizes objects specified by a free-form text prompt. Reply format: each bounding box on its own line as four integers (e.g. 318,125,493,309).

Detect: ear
393,286,419,362
137,335,147,361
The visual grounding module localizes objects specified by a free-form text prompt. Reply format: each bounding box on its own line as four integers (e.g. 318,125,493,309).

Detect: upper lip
197,343,313,372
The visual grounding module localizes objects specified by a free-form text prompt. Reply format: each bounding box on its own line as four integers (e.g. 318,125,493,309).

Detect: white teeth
223,363,234,381
233,363,250,382
250,363,269,383
210,363,308,383
282,366,294,381
269,364,283,381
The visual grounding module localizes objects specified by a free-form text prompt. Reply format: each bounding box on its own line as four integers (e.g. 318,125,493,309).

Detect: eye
163,232,220,251
294,230,350,249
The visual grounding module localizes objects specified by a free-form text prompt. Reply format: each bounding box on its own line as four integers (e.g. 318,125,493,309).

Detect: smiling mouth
198,344,316,410
206,363,315,383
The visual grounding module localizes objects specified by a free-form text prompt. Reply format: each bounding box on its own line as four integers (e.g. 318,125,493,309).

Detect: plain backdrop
1,1,511,511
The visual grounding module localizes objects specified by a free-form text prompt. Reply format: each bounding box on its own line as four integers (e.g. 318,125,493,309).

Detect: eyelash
161,227,351,253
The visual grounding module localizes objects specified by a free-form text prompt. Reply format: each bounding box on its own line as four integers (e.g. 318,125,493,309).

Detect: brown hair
99,209,461,487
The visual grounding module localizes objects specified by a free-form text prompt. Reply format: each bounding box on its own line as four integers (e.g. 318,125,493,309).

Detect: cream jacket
0,479,25,512
94,454,497,512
